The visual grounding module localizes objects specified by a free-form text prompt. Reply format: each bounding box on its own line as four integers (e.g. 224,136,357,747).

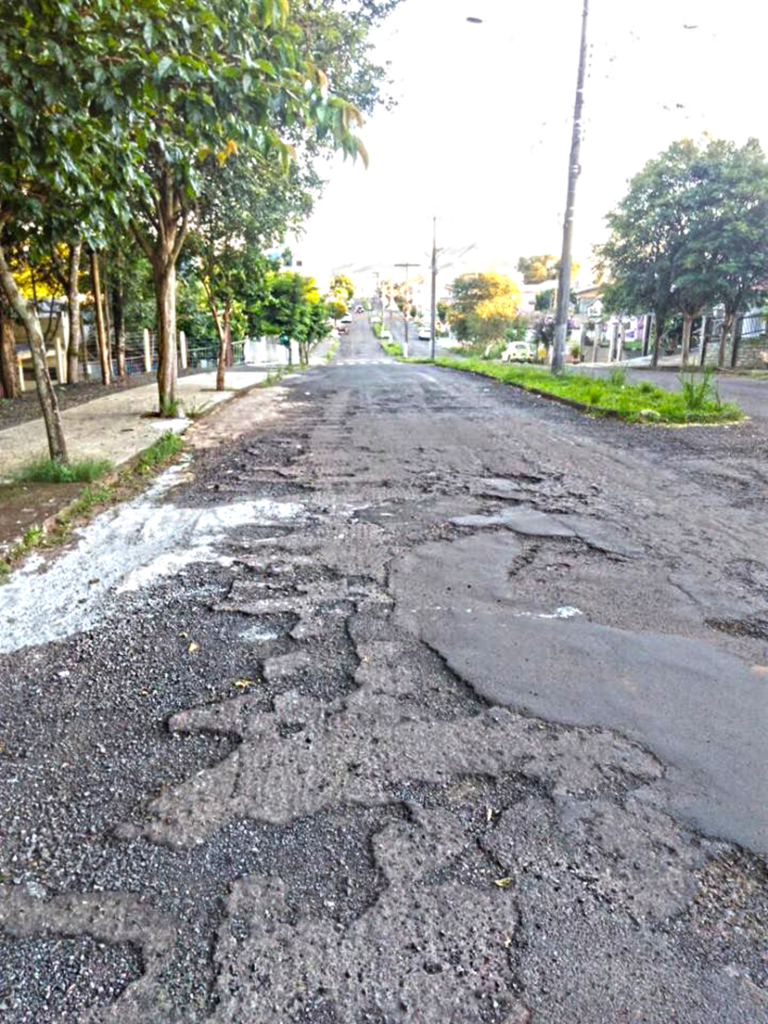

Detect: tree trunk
617,321,626,362
651,314,661,368
112,275,127,377
154,255,178,411
103,259,114,374
699,315,709,368
0,296,20,399
213,306,228,392
89,248,111,385
729,316,742,369
0,242,68,461
718,312,733,368
681,313,693,367
66,241,82,384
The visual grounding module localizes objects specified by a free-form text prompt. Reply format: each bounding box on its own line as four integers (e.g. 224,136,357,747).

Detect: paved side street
1,322,767,1023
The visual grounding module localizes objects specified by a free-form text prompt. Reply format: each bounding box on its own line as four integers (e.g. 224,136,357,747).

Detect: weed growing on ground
184,400,213,420
608,367,627,388
136,431,184,475
159,395,182,418
680,369,720,412
13,456,112,484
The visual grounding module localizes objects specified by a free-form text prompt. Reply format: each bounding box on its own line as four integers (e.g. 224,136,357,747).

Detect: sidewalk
0,369,268,478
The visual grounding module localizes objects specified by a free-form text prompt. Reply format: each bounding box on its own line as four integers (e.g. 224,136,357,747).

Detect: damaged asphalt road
1,322,767,1023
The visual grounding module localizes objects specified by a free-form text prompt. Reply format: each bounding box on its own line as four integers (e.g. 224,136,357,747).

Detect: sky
294,0,768,295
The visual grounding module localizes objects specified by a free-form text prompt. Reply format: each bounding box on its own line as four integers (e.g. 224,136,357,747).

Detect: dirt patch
0,481,84,557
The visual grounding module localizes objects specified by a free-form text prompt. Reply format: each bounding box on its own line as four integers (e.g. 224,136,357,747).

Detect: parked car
418,327,431,340
340,314,352,324
355,305,364,314
501,341,534,362
339,325,349,334
380,329,392,340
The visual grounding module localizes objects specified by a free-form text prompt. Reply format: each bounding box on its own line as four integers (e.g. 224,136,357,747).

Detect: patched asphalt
1,319,767,1022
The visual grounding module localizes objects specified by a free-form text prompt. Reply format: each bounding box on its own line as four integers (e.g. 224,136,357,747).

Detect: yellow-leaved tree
448,271,522,345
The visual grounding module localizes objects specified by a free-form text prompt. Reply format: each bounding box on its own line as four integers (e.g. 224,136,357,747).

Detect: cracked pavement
1,321,767,1022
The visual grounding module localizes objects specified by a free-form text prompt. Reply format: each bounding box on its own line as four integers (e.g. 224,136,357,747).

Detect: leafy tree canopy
449,271,522,344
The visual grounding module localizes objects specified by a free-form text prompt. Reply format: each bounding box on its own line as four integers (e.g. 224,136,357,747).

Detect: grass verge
428,358,743,424
325,339,340,362
12,455,112,484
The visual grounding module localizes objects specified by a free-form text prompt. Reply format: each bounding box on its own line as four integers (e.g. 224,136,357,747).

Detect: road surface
1,317,767,1023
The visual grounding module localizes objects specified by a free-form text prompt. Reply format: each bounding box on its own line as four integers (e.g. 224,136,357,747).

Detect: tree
448,272,522,345
260,270,326,367
692,139,768,366
330,274,356,303
0,0,144,460
190,151,320,390
327,299,347,324
597,138,768,368
517,255,559,285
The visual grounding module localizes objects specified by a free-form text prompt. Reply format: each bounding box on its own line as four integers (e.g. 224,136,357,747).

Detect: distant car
380,329,392,340
355,305,364,314
338,325,349,334
418,327,431,341
340,314,352,324
501,341,534,362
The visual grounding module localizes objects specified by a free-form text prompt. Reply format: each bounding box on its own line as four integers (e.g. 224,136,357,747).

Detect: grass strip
12,455,112,484
427,358,743,424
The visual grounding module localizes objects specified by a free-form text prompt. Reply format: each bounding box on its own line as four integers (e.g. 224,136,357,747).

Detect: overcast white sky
295,0,768,293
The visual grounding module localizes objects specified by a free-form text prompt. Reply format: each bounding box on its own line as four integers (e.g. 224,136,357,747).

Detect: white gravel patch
0,479,305,653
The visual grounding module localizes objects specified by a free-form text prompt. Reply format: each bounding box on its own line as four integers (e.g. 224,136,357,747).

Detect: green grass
136,430,184,475
370,319,403,357
12,456,112,484
428,358,743,424
325,339,340,362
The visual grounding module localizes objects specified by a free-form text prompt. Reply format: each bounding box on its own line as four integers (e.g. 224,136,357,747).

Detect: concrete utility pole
395,261,418,357
430,218,438,361
551,0,589,375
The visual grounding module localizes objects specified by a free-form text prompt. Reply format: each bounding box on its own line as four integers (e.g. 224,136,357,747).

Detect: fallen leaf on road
188,642,200,654
494,877,513,888
232,679,254,689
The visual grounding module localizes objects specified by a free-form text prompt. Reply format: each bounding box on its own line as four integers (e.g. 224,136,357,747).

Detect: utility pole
551,0,589,375
395,261,418,358
429,218,438,361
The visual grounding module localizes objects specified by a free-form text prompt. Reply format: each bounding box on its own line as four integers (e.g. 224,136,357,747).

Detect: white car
501,341,534,362
340,314,352,324
380,329,392,340
418,327,431,341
